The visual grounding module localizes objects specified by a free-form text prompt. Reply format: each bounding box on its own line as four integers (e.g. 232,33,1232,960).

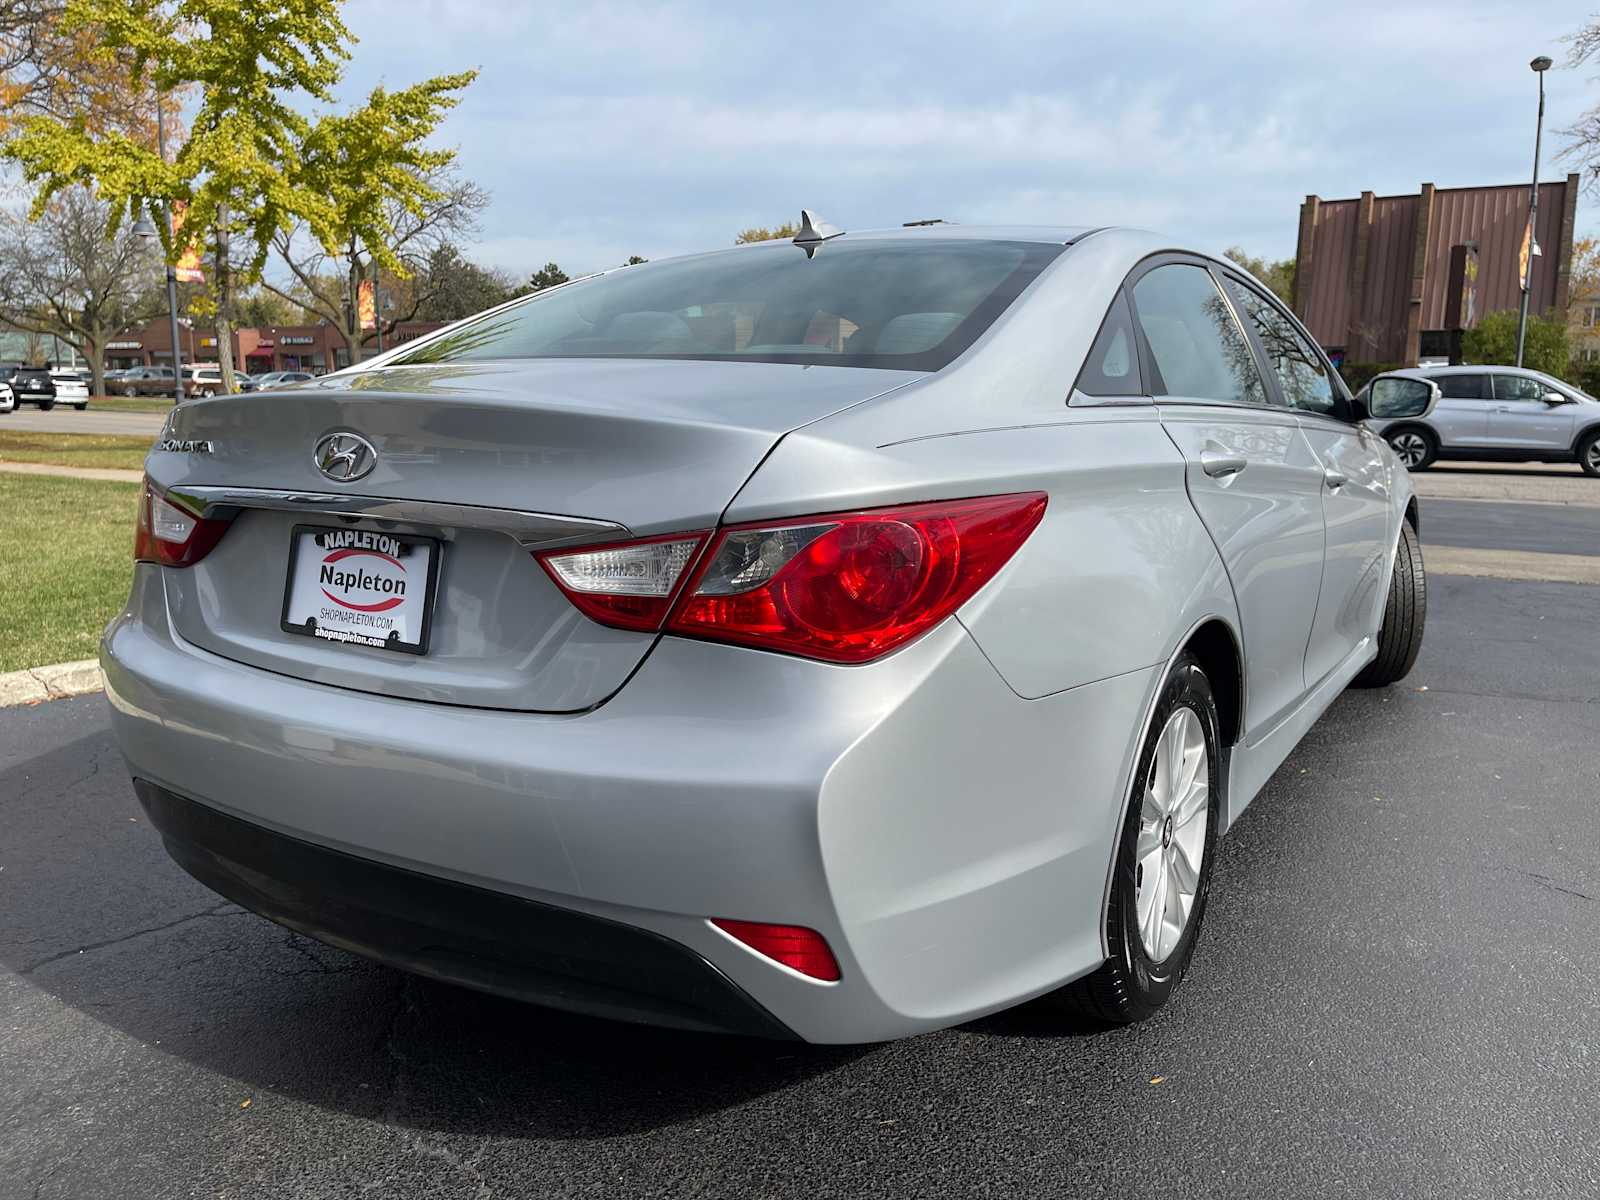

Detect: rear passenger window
1493,375,1547,401
1223,278,1338,415
1437,374,1488,400
1075,291,1143,397
1130,264,1267,406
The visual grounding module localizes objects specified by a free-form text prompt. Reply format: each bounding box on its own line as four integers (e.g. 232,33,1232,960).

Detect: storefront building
103,319,449,374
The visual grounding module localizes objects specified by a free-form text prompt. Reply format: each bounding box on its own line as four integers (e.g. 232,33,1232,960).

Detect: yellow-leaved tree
2,0,476,395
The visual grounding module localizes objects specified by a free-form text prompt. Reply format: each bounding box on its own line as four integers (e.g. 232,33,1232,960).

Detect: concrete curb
0,659,104,707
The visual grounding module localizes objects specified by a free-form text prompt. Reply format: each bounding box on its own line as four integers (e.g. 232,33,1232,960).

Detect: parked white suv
1363,365,1600,477
181,364,228,398
50,369,90,410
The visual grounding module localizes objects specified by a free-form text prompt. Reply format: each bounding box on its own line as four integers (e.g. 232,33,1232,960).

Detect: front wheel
123,385,138,398
1056,651,1221,1024
1351,520,1426,688
1386,427,1437,471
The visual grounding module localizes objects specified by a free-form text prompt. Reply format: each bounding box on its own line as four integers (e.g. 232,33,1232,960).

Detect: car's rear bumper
135,778,795,1038
103,564,1152,1042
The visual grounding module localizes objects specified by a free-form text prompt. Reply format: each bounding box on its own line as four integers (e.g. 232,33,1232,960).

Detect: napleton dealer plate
281,526,441,655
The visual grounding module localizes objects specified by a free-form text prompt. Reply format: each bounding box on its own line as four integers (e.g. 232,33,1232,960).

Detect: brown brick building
104,319,449,374
1292,175,1580,367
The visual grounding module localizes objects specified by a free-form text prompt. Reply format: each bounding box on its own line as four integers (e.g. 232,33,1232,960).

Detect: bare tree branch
0,186,163,393
265,166,487,364
1561,14,1600,194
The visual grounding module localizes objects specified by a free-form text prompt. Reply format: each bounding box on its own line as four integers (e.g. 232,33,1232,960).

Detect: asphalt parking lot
4,476,1599,1199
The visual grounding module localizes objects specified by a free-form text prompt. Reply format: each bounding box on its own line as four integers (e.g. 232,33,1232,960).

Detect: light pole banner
358,279,377,331
1518,214,1543,293
170,201,205,284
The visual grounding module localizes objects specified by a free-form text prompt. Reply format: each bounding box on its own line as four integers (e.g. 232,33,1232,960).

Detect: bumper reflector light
711,919,841,982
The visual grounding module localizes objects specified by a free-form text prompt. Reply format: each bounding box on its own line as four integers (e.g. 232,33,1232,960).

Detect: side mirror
1543,391,1571,405
1367,375,1439,420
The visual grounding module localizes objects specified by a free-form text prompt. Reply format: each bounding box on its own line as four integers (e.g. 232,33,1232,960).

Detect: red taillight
670,492,1047,663
711,919,841,982
536,494,1046,663
133,478,232,567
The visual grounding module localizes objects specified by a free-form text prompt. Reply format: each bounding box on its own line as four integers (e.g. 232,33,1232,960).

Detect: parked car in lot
50,368,90,410
1362,365,1600,476
117,365,176,397
2,364,58,409
180,364,228,399
105,224,1428,1043
251,370,315,391
0,377,13,414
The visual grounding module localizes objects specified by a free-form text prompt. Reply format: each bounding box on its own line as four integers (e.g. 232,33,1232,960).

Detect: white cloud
338,0,1596,276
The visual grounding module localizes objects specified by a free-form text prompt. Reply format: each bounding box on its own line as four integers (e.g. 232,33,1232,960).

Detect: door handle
1200,450,1247,479
1323,467,1348,491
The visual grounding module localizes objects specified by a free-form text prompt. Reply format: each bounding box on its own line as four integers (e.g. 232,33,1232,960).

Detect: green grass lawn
84,395,180,413
0,431,151,471
0,474,139,671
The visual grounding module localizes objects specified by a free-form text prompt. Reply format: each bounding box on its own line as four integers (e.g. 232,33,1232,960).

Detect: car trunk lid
147,358,919,712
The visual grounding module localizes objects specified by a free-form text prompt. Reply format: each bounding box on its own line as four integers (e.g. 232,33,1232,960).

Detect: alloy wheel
1586,441,1600,474
1390,432,1428,468
1134,705,1209,963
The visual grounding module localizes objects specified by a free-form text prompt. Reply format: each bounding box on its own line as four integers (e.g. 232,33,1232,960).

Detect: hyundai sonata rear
103,225,1421,1042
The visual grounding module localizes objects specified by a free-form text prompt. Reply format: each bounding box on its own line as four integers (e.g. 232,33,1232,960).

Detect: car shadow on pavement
0,730,873,1141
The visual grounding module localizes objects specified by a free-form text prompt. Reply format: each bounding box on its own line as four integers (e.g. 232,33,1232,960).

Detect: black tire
1578,429,1600,479
74,403,88,411
37,399,54,411
1385,426,1437,471
1351,520,1426,688
122,385,138,398
1056,652,1222,1025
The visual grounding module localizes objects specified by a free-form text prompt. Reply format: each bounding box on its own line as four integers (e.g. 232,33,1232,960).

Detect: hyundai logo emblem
314,432,378,483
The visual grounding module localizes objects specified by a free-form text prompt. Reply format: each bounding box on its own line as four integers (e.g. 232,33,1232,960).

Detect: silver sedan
103,222,1425,1042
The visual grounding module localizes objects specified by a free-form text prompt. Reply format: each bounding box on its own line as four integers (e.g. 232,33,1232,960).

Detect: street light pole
1515,55,1553,369
156,102,185,404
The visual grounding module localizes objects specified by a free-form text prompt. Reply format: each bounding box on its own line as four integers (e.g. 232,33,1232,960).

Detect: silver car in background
1364,364,1600,476
50,368,90,410
103,224,1426,1043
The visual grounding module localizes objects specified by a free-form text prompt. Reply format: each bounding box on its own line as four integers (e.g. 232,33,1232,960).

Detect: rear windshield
391,238,1065,372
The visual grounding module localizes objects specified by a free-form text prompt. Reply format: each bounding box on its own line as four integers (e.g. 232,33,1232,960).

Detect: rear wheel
1352,520,1426,688
74,403,88,411
1578,429,1600,479
1386,426,1436,471
1056,652,1221,1024
37,399,54,411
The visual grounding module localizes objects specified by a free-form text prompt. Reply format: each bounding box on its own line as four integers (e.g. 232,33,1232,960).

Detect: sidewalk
0,460,143,483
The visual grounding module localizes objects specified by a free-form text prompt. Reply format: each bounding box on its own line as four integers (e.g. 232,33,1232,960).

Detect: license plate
281,525,441,655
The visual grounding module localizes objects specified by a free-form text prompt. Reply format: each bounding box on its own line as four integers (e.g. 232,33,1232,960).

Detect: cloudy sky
338,0,1596,279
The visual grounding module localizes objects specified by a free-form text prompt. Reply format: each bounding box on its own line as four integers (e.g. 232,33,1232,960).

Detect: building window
1584,305,1600,328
